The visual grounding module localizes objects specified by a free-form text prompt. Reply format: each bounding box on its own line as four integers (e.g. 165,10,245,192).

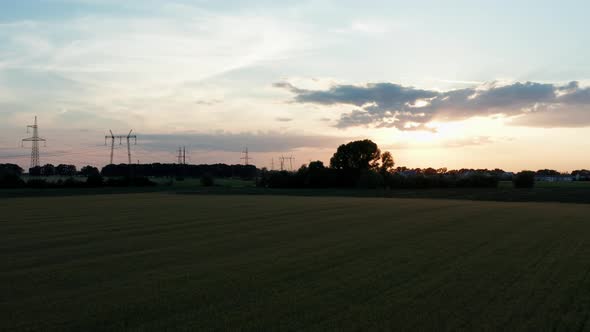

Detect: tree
536,169,560,176
80,165,100,177
41,164,55,176
29,166,42,176
0,164,24,176
513,171,535,188
379,151,395,174
330,139,381,171
55,164,77,176
0,164,25,188
308,160,325,170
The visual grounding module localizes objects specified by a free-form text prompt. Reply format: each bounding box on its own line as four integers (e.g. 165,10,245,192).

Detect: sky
1,0,590,171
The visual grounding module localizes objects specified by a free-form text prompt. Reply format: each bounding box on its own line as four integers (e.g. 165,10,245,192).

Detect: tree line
2,138,589,190
0,162,256,189
256,140,588,189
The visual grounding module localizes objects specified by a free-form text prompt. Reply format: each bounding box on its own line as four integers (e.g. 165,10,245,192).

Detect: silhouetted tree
55,164,77,176
80,165,100,177
536,169,560,176
308,160,325,170
330,139,381,171
0,164,24,176
101,163,256,179
379,151,395,174
41,164,55,176
29,166,42,176
0,164,25,188
572,169,590,181
513,171,535,188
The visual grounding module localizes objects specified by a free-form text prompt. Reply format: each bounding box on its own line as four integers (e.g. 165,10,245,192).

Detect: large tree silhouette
330,139,381,171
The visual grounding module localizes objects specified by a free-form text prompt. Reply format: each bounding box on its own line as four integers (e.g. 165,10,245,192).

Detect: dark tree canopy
0,164,24,176
80,165,100,177
513,171,536,188
41,164,55,176
55,164,77,176
308,160,325,170
330,139,381,171
380,151,395,174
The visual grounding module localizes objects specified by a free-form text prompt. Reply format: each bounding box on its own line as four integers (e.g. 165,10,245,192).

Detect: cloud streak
141,131,349,153
275,81,590,130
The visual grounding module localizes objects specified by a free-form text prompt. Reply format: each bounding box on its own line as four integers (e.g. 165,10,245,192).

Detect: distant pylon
177,146,187,164
279,155,285,171
105,129,137,165
278,155,294,171
106,130,115,164
271,158,274,170
22,116,46,168
241,147,252,166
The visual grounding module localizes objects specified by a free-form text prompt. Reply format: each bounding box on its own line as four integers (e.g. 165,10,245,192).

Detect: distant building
535,175,573,182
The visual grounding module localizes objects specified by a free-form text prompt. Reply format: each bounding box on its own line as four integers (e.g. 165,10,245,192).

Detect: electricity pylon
105,129,137,164
177,146,187,164
279,155,295,171
241,147,252,166
22,116,46,168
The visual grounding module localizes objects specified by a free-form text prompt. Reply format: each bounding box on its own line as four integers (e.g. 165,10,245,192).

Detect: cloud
1,12,305,93
195,99,222,106
276,80,590,130
443,136,495,148
141,131,349,153
275,117,293,122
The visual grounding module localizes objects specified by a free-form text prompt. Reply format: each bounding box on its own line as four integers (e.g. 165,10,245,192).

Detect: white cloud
0,9,309,134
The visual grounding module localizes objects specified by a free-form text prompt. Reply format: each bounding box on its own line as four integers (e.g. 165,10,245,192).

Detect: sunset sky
1,0,590,171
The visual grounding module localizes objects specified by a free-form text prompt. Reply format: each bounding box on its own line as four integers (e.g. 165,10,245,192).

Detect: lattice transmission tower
177,146,187,164
21,116,46,168
241,147,252,166
105,129,137,164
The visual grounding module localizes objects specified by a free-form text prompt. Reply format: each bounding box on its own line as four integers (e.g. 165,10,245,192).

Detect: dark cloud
141,131,349,153
275,80,590,130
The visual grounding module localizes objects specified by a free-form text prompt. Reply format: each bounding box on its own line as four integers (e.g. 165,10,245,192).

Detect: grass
2,193,590,331
6,177,590,204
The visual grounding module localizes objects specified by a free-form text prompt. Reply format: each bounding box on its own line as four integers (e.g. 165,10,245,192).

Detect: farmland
2,193,590,331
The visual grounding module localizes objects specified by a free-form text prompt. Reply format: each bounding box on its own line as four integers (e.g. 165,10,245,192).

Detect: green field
2,194,590,331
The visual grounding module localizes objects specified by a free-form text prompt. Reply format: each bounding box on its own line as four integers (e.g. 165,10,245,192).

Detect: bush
457,173,499,188
104,176,156,187
513,171,535,188
62,177,84,188
0,174,25,188
131,177,157,187
200,173,214,187
357,170,384,189
86,174,104,187
26,179,50,189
